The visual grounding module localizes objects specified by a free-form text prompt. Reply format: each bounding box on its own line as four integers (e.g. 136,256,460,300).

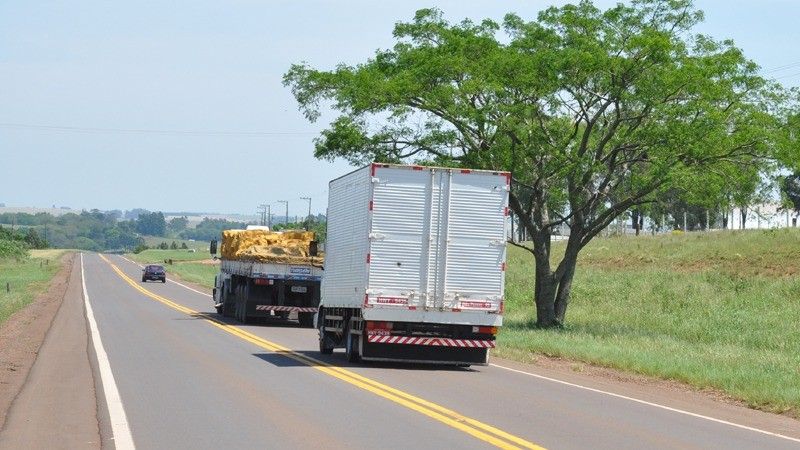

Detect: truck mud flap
360,339,489,365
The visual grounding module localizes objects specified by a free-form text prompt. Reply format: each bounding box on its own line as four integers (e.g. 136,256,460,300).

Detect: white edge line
118,255,212,297
490,363,800,444
82,253,136,449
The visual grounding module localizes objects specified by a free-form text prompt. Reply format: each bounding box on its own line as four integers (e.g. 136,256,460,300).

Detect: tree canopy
285,0,795,326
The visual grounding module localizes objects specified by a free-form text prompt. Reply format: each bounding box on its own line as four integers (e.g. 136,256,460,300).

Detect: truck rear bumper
366,335,495,348
360,339,489,365
254,305,317,313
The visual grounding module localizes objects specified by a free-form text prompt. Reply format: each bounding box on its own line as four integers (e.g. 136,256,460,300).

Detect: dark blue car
142,264,166,283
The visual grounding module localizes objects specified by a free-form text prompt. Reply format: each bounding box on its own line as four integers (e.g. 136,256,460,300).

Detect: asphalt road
75,253,799,450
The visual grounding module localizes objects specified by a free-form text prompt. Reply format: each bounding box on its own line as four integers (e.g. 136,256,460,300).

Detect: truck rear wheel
345,331,360,363
298,312,314,328
318,312,334,355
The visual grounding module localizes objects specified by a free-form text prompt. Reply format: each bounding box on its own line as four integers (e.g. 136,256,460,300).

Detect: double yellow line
98,254,545,450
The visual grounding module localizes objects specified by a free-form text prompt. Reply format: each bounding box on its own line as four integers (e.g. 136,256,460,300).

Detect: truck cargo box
322,163,508,327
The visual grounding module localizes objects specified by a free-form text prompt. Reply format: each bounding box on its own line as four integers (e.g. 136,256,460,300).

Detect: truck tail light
366,321,393,331
472,326,498,335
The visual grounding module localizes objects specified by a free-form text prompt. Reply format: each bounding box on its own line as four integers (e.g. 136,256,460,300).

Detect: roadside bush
0,239,28,259
133,244,148,254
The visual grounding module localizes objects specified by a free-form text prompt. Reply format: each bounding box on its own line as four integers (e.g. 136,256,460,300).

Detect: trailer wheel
345,331,360,363
318,312,334,355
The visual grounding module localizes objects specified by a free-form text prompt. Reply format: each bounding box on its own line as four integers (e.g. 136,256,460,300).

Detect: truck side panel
320,166,372,308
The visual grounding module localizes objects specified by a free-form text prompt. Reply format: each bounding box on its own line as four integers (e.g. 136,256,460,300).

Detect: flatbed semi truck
317,163,509,365
212,228,322,327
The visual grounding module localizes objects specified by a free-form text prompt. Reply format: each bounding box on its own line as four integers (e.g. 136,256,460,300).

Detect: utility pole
278,200,288,226
300,196,311,230
257,204,267,226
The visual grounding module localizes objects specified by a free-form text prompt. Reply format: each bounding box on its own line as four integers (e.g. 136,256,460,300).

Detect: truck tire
345,331,360,363
298,312,314,328
318,311,334,355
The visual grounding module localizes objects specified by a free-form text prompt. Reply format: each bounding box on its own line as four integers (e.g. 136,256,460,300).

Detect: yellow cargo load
220,229,324,265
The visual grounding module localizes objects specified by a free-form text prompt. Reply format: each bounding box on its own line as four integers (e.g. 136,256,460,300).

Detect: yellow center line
97,254,545,450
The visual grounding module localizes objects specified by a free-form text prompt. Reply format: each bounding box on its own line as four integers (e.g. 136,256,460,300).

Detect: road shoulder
0,253,101,448
0,253,73,429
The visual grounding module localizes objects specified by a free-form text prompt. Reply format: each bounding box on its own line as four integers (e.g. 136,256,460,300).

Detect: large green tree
285,0,789,327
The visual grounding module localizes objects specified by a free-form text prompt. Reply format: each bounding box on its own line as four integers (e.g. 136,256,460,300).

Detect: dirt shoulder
0,253,74,429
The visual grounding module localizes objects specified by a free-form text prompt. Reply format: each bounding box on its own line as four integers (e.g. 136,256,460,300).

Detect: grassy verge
165,263,217,289
498,229,800,417
128,248,210,264
0,249,69,325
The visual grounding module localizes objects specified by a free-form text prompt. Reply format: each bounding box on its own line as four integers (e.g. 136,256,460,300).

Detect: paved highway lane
84,253,800,449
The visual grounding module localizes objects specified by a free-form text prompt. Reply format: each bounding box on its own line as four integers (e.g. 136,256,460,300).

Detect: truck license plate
290,286,307,293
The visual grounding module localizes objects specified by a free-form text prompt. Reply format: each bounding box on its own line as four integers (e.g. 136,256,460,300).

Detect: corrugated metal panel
445,171,508,309
367,166,507,313
368,167,429,308
320,166,372,307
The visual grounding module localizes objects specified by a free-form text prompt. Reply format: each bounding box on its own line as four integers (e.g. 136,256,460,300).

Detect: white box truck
318,163,509,365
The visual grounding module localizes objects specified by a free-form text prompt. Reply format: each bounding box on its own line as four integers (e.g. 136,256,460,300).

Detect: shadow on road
251,350,475,372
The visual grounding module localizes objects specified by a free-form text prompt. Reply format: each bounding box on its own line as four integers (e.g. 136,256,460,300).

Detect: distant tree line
178,218,247,241
272,218,327,243
0,225,48,258
0,211,144,251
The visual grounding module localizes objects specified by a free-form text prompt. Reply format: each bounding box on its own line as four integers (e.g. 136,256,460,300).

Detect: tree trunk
531,232,558,328
553,254,578,324
740,207,747,229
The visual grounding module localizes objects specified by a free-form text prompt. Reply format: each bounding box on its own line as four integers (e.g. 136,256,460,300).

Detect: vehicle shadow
252,350,475,372
185,311,477,372
187,311,304,329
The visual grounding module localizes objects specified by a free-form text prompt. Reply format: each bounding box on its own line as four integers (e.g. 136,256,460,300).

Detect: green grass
128,248,211,264
141,236,209,252
0,249,69,325
498,229,800,417
164,262,217,289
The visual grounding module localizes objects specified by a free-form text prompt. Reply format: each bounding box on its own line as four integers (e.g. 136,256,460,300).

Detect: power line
762,60,800,74
774,70,800,80
0,122,317,137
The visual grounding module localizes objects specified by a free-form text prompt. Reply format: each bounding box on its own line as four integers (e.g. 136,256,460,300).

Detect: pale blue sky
1,0,798,216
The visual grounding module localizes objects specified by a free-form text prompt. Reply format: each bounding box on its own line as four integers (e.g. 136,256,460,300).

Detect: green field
0,249,69,325
164,262,217,289
141,236,209,252
129,248,210,264
499,229,800,417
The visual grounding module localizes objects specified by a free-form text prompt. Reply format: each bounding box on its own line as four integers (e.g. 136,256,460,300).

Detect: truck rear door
369,166,508,313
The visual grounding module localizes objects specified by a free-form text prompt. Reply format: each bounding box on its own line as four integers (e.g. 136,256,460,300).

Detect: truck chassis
213,259,321,327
